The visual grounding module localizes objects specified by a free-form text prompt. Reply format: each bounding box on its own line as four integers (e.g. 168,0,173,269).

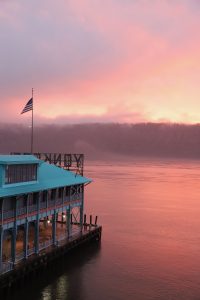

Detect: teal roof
0,157,91,197
0,155,40,165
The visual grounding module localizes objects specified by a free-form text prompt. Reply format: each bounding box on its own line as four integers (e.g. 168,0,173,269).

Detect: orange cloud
1,0,200,124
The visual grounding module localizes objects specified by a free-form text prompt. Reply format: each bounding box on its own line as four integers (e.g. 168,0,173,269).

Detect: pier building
0,154,92,275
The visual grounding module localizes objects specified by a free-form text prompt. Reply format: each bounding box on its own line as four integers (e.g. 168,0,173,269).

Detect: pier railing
0,198,81,224
15,252,25,262
28,247,35,256
39,239,53,251
0,222,100,277
0,261,13,275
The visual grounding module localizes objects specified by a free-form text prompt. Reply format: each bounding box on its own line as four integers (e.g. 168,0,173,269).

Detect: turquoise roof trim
0,155,40,165
0,160,91,197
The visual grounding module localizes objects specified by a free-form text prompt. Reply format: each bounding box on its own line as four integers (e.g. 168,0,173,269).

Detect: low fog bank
1,123,200,160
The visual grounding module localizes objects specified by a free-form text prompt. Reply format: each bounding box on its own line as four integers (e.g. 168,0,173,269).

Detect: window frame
5,164,38,184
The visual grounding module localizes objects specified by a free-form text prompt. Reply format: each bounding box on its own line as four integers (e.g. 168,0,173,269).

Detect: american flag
21,98,33,114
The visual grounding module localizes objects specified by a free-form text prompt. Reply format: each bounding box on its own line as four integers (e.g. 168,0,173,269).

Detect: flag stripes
21,98,33,114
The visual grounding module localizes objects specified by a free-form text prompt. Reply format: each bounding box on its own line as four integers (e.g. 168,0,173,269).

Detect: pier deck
0,224,102,294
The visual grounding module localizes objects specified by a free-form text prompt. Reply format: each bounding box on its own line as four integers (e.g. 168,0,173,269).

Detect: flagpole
31,88,34,154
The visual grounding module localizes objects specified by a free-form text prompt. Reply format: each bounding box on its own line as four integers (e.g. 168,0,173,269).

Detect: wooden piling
70,213,73,224
84,214,86,224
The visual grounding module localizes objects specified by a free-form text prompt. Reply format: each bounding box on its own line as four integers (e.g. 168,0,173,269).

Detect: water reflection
42,274,69,300
11,243,101,300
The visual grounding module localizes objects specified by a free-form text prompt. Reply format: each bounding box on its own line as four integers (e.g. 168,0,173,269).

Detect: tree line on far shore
1,122,200,160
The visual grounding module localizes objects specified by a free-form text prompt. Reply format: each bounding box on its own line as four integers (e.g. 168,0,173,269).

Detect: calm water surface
12,158,200,300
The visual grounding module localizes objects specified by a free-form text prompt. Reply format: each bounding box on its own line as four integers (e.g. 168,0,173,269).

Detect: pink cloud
34,110,147,125
1,0,200,124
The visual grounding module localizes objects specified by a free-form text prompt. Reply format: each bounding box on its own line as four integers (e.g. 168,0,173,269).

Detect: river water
12,158,200,300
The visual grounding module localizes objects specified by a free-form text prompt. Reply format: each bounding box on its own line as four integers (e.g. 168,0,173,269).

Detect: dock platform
0,225,102,295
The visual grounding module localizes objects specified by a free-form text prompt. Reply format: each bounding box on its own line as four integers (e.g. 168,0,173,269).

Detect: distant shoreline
1,122,200,160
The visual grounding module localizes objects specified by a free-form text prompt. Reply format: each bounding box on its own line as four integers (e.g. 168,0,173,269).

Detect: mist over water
1,123,200,159
11,158,200,300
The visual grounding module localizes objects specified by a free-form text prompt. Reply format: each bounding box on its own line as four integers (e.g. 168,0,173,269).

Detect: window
5,164,37,184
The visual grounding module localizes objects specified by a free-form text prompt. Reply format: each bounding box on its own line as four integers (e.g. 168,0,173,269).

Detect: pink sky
0,0,200,124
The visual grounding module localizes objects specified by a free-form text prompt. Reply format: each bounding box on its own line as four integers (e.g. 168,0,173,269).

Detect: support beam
0,198,3,226
52,212,57,245
24,194,29,258
67,208,71,238
11,197,18,264
26,194,29,216
62,187,64,206
46,190,49,209
0,227,3,270
34,193,40,254
80,184,84,230
0,198,3,267
11,228,16,265
67,186,72,238
23,220,29,259
34,221,39,254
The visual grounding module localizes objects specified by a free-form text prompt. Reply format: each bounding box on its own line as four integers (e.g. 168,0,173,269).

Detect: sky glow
0,0,200,124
